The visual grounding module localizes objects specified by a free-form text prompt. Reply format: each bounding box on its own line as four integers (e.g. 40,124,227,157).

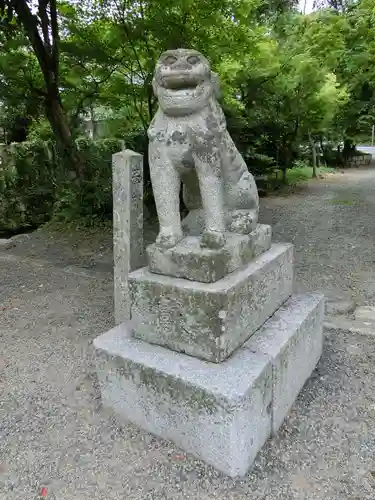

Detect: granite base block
147,224,272,283
94,293,324,477
130,243,294,362
245,292,324,434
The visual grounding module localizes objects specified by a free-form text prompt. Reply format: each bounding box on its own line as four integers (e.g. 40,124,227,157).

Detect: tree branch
10,0,52,87
71,64,121,119
38,0,51,49
20,66,47,97
50,0,59,79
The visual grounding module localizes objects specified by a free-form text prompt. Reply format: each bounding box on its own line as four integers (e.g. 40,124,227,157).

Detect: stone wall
347,154,372,168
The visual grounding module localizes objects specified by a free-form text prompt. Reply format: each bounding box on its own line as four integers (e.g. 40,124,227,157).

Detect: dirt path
1,169,375,500
261,168,375,306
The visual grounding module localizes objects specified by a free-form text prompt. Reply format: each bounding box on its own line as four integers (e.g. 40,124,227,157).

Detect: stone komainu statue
148,48,259,249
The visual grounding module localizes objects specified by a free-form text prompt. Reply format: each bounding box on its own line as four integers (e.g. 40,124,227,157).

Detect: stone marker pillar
113,149,145,324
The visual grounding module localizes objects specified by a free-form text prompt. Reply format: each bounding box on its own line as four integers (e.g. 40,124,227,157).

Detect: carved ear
152,77,158,97
211,72,221,99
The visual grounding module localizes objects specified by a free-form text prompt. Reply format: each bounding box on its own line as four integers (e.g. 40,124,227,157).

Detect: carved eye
164,55,177,65
187,55,200,65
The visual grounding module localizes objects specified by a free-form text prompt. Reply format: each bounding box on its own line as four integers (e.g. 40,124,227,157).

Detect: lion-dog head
152,49,220,117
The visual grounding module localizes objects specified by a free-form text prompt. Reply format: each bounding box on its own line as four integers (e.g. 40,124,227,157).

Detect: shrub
52,138,124,223
0,140,58,232
0,137,125,232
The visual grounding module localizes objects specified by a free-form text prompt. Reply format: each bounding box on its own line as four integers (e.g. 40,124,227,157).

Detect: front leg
192,142,226,249
229,209,258,235
149,141,183,248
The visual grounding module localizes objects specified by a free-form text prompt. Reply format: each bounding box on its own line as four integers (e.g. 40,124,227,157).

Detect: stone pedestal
147,224,272,283
94,293,324,477
94,218,325,477
94,211,325,477
130,243,294,362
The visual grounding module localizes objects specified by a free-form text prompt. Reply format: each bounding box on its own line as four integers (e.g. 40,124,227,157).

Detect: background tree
0,0,373,231
313,0,354,12
335,0,375,155
0,0,83,175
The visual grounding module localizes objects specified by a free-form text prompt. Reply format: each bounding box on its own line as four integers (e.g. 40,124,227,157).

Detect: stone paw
155,228,183,249
200,230,226,249
229,210,254,235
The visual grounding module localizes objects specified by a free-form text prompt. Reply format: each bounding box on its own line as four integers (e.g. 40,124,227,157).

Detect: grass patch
284,165,336,185
259,164,337,195
42,217,112,238
328,199,355,206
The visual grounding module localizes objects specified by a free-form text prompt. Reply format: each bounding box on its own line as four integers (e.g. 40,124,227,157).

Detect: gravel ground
261,168,375,306
1,168,375,499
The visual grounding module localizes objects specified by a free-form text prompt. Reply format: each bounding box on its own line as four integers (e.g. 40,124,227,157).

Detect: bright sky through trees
299,0,315,12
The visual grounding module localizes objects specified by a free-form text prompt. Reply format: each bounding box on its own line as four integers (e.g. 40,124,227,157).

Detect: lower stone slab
245,293,325,434
94,293,324,477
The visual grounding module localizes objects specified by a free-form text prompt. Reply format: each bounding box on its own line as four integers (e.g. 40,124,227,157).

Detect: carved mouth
162,74,201,91
165,80,198,90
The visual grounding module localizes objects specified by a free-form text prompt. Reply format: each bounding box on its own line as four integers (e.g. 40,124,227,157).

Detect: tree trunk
45,95,83,178
308,130,317,178
6,0,83,178
342,138,355,167
312,146,317,177
282,166,287,183
280,144,291,183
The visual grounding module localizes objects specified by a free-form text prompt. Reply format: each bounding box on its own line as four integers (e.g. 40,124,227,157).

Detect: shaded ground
1,168,375,499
